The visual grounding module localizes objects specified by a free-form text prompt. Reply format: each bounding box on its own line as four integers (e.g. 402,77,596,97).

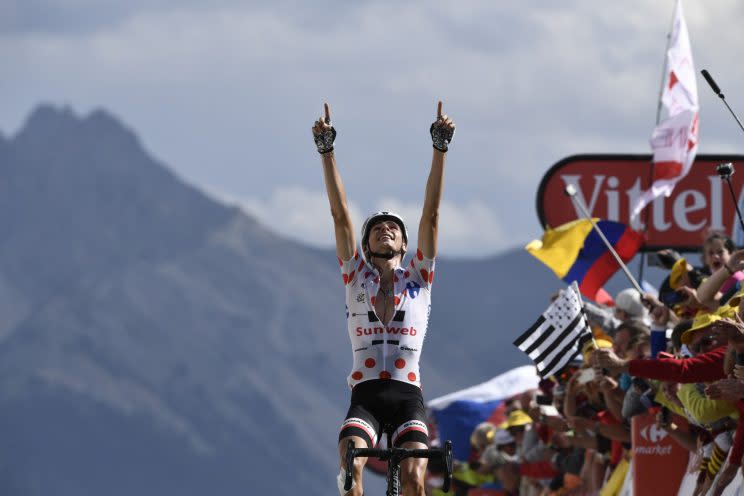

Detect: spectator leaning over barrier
665,313,737,495
594,312,744,496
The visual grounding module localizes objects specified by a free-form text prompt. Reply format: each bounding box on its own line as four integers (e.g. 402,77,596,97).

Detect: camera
717,162,735,179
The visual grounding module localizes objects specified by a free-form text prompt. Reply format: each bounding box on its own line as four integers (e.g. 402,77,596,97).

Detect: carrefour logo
640,425,668,443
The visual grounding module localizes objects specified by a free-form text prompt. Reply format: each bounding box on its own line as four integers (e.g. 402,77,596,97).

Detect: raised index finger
437,101,442,119
324,103,331,124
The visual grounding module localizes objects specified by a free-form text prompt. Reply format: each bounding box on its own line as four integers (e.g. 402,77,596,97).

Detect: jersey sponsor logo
393,420,428,444
356,293,366,303
406,281,421,298
341,417,378,446
400,346,419,352
356,326,418,336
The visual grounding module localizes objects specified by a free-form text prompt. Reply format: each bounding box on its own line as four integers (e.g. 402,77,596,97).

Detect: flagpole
565,184,644,295
638,0,678,284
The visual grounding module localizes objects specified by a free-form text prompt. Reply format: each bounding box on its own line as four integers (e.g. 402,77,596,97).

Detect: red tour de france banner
537,154,744,251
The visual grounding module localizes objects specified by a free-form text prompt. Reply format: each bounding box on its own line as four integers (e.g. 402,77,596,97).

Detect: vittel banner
537,154,744,251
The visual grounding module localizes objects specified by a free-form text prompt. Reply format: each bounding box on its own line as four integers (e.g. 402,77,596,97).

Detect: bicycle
343,425,453,496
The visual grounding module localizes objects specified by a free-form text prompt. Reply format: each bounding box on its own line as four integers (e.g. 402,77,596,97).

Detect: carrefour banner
537,154,744,251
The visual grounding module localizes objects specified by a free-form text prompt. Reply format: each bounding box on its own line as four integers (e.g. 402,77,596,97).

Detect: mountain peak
17,104,141,151
21,103,79,135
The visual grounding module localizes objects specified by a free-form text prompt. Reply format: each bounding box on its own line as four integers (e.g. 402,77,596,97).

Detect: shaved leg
399,441,427,496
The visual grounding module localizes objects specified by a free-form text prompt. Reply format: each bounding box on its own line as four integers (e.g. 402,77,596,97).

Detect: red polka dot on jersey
371,296,376,305
364,271,371,279
408,372,417,382
410,260,415,268
404,271,410,278
394,296,400,305
417,249,424,261
365,358,376,368
429,271,434,284
337,257,343,267
358,260,365,271
342,273,349,285
354,251,359,260
373,277,380,284
395,358,406,369
352,371,363,380
379,371,391,380
348,270,355,282
420,269,429,282
394,276,399,283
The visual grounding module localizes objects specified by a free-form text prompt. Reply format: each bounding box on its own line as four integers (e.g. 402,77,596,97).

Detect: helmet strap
366,242,405,262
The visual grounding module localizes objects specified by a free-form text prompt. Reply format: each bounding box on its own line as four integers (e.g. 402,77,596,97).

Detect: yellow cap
582,338,613,362
716,304,737,320
504,409,533,428
669,258,688,290
681,312,721,345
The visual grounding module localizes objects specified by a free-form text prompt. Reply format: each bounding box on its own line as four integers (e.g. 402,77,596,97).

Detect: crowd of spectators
428,232,744,496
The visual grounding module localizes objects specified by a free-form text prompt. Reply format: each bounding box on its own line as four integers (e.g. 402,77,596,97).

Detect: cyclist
313,101,454,496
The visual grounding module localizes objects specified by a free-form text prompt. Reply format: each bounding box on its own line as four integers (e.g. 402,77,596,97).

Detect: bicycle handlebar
354,447,446,460
343,440,453,493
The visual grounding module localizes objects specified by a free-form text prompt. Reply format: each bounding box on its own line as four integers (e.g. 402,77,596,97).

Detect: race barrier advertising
631,412,688,495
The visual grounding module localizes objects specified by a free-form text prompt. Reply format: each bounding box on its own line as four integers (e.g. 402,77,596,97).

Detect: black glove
314,126,336,154
430,121,455,152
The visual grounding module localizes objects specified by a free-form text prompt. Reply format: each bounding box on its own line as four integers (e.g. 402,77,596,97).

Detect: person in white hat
583,288,649,337
313,101,455,496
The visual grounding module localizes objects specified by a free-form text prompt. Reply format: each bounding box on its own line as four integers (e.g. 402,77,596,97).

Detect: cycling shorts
338,379,429,448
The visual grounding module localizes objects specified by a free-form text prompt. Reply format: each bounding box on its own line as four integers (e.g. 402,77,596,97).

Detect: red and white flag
632,0,699,219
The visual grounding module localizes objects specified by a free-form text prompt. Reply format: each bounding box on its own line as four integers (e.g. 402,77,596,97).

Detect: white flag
632,0,699,219
512,285,592,378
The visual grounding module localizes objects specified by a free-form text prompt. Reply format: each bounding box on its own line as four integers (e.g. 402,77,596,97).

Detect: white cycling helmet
360,211,409,263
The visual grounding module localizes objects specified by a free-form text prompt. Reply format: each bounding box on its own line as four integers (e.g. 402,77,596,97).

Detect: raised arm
696,249,744,307
418,101,454,259
313,103,355,261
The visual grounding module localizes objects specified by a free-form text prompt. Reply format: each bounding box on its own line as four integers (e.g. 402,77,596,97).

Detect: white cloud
209,185,364,249
207,185,508,257
2,0,743,258
377,196,508,257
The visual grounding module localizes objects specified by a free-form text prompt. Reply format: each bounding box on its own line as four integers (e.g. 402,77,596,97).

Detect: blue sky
2,0,743,257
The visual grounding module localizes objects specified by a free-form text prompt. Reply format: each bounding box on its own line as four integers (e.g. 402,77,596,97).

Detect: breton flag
632,0,699,219
512,284,592,378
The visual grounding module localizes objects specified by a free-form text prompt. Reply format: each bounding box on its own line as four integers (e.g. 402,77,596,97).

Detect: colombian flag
526,219,643,301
